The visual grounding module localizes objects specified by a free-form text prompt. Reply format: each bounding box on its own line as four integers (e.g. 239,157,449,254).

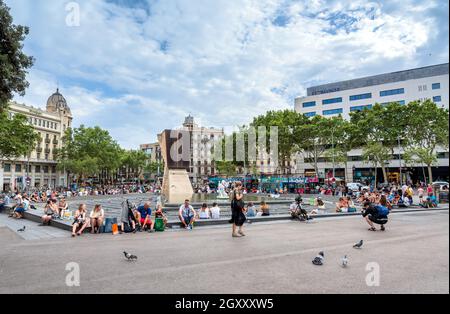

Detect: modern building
0,89,73,192
175,115,224,184
294,63,449,183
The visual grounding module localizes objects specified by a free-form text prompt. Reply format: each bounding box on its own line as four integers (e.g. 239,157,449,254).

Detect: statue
217,180,229,199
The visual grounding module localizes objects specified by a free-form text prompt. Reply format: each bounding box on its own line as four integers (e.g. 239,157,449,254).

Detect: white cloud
5,0,449,149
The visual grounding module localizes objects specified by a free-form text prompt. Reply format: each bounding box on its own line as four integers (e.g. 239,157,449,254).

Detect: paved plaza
0,210,448,294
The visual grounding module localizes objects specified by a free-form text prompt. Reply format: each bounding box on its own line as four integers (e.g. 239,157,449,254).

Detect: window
381,100,405,106
380,88,404,97
15,164,22,172
51,166,56,173
43,166,49,173
34,118,37,125
322,97,342,105
432,83,441,90
322,108,343,115
4,163,11,172
437,152,449,159
433,96,442,102
38,119,41,126
350,104,372,112
304,111,316,117
349,93,371,101
302,101,316,108
35,165,41,173
423,85,427,91
418,85,422,92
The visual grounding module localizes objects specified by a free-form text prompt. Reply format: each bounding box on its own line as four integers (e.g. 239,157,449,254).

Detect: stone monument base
162,168,194,204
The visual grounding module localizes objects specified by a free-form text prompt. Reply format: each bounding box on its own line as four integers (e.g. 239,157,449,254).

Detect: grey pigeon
123,251,137,261
341,255,348,267
353,240,363,249
17,226,26,232
312,251,324,266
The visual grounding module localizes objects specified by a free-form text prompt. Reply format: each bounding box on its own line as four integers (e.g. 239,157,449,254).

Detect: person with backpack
362,201,389,231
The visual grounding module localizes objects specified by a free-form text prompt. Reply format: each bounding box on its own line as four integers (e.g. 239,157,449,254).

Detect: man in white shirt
210,202,221,219
178,199,196,230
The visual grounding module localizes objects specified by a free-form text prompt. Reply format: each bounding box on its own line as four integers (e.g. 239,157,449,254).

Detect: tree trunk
427,165,433,184
381,165,388,184
373,163,377,190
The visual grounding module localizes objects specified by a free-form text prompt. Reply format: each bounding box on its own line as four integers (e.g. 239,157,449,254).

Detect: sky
5,0,449,149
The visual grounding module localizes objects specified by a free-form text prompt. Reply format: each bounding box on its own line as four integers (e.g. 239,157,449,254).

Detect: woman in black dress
230,181,246,237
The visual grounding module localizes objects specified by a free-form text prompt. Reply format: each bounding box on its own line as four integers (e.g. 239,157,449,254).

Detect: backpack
375,205,389,216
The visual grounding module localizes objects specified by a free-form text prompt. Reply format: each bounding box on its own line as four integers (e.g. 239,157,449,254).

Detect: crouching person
362,201,389,231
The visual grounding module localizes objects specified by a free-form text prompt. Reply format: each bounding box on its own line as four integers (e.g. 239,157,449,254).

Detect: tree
350,102,407,183
403,100,449,183
0,0,38,161
0,112,39,160
57,125,122,184
252,110,306,175
296,115,341,178
0,0,34,111
362,141,391,187
121,149,148,183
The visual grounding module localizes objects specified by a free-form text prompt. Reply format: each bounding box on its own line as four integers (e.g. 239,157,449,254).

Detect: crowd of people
1,180,446,238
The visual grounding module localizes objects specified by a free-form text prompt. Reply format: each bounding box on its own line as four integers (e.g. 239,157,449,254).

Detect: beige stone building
0,89,73,192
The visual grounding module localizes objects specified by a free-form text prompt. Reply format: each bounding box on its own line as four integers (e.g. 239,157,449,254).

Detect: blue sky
6,0,449,149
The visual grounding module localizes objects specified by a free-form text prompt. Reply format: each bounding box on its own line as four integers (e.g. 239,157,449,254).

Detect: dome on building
46,88,71,115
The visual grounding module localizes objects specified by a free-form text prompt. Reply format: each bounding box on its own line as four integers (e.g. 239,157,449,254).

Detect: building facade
0,89,73,192
294,63,449,183
178,115,224,183
139,142,163,181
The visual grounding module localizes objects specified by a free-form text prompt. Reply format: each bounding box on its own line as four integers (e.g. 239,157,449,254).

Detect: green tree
403,100,449,183
57,125,122,184
252,110,306,175
0,0,38,162
350,102,407,183
121,149,148,183
0,0,34,111
362,141,391,186
0,112,39,160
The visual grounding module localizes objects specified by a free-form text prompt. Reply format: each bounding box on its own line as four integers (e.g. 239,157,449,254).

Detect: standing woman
230,181,246,237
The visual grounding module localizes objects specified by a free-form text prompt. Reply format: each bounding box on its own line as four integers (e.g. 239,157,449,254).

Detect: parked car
432,181,449,189
346,182,370,192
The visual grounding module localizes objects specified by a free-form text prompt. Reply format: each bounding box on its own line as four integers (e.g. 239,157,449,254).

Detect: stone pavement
0,210,447,294
0,213,68,240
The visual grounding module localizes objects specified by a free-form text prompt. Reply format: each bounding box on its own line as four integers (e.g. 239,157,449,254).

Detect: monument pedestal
162,168,193,204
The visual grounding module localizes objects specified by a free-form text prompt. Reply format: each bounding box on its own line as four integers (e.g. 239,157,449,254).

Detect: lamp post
397,136,402,186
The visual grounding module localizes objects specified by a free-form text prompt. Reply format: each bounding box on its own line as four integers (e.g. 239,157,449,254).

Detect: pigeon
353,240,363,249
123,251,137,261
17,226,26,232
312,251,324,266
341,255,349,267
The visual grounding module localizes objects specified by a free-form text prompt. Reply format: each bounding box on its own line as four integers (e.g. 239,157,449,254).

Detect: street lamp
397,136,402,186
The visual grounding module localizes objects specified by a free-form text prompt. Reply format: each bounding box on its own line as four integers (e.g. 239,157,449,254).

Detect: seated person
154,204,168,228
57,197,68,218
289,196,310,220
119,200,137,233
89,204,105,234
245,202,255,218
12,194,30,219
420,195,438,208
210,202,221,219
41,199,58,225
72,204,89,236
346,196,357,212
260,201,270,216
136,202,155,232
198,203,210,219
179,199,196,230
362,201,389,231
335,197,349,212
